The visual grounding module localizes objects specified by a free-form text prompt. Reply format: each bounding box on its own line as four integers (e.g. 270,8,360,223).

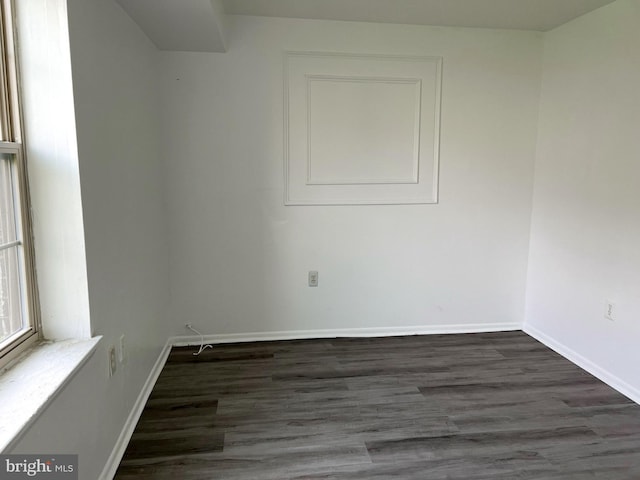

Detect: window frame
0,0,40,368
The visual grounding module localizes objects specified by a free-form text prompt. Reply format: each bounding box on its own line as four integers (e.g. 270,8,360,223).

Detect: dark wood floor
115,331,640,479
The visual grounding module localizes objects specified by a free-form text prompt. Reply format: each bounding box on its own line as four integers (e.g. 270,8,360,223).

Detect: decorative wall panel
285,52,442,205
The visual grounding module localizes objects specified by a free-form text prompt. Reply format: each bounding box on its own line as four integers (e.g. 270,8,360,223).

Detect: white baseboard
97,321,639,480
170,322,521,347
98,321,519,479
524,323,640,405
98,339,172,480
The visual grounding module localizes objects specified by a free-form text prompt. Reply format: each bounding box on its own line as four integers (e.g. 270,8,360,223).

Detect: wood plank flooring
114,331,640,479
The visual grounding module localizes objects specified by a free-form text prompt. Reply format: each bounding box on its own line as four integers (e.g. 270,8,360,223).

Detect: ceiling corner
116,0,228,53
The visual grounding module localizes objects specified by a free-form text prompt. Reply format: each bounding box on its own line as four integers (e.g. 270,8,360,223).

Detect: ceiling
116,0,617,52
222,0,616,32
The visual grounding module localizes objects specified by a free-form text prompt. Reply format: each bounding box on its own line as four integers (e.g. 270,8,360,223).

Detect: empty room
0,0,638,478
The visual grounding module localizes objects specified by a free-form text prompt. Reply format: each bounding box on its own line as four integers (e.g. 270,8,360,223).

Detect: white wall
67,0,170,349
525,0,640,399
8,0,640,476
10,0,171,477
161,16,543,337
16,0,91,340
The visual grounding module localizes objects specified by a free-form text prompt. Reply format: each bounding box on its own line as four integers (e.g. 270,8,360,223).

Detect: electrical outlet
119,334,126,363
108,345,117,377
308,270,318,287
605,300,615,321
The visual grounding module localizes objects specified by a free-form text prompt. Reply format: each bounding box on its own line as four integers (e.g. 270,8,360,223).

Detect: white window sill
0,336,102,452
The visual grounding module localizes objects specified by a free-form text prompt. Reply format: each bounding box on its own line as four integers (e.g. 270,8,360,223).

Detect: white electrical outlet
119,334,126,363
308,270,318,287
605,300,616,321
108,345,117,376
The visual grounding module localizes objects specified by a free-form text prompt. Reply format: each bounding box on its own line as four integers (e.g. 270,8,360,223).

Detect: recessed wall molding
285,51,442,205
305,74,422,186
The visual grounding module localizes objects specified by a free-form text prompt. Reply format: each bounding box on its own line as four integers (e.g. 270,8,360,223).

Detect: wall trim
524,323,640,405
284,50,442,205
170,322,521,346
98,339,172,480
98,321,517,478
97,321,640,479
305,74,422,186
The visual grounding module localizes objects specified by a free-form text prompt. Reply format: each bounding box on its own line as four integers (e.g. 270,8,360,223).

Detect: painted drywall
525,0,640,398
115,0,228,52
16,0,91,340
161,16,543,337
10,0,171,478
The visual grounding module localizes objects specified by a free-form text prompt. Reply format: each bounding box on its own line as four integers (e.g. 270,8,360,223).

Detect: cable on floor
185,324,213,356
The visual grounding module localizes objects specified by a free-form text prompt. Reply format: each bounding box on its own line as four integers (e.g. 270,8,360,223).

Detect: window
0,0,39,365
